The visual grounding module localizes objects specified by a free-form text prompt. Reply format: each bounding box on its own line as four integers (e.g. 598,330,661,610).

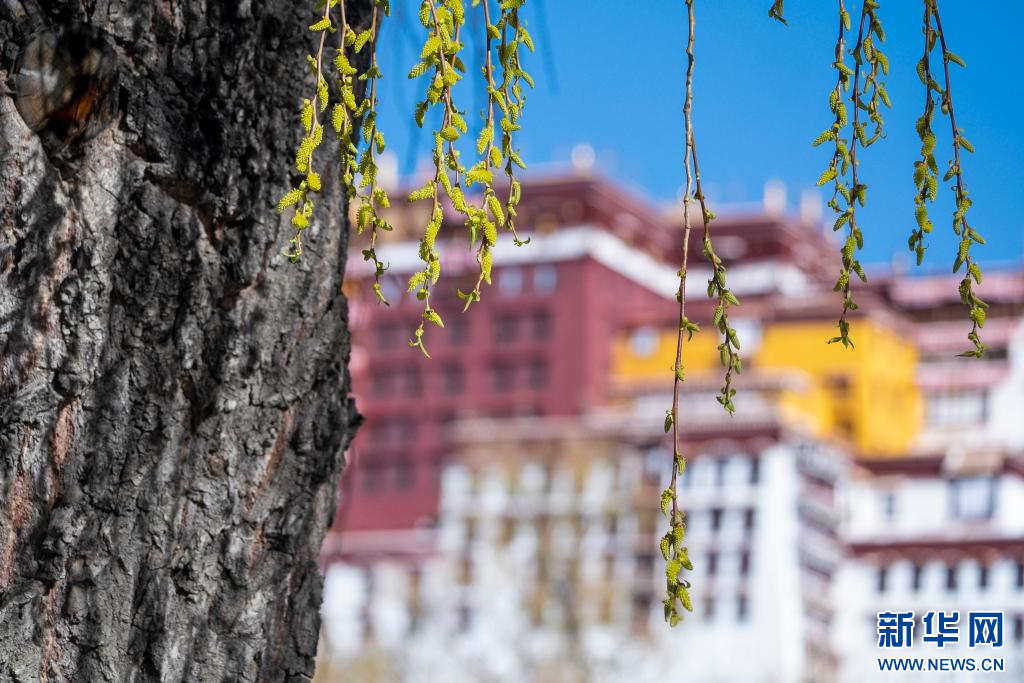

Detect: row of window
680,455,761,489
925,391,988,427
491,359,549,390
877,476,997,522
687,507,757,534
705,549,752,578
704,594,750,623
492,310,552,343
373,310,552,351
495,264,559,297
359,460,417,492
447,460,627,500
370,356,550,397
375,265,559,307
372,367,422,397
374,318,467,349
365,417,419,444
876,560,1024,594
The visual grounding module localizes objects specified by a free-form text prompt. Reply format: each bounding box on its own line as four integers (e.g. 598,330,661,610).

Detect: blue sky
374,1,1024,267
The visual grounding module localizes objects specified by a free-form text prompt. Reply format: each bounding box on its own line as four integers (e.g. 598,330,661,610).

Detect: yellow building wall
611,319,922,457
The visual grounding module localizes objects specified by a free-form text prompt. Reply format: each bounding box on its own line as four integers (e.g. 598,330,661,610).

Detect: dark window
492,362,514,390
635,552,656,576
362,463,384,493
533,264,558,294
704,596,715,619
1017,561,1024,589
632,592,652,614
443,364,464,395
532,311,552,339
744,509,756,531
527,359,548,389
439,412,458,438
399,366,421,395
1014,615,1023,643
835,415,854,437
458,605,472,632
498,267,523,297
739,551,750,576
710,508,723,532
394,460,414,490
827,374,851,394
946,565,958,591
707,551,718,576
376,323,401,349
542,465,555,493
714,459,727,488
369,420,389,444
397,420,417,443
882,493,896,520
911,564,923,592
949,476,995,520
493,314,518,343
877,566,888,593
737,596,749,622
749,457,760,485
978,565,989,590
372,370,393,397
447,316,468,345
515,404,540,418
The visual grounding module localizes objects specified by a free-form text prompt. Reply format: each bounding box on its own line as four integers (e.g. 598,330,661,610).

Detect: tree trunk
0,2,369,680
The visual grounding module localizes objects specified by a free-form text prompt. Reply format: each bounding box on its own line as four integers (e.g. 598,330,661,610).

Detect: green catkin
270,1,994,636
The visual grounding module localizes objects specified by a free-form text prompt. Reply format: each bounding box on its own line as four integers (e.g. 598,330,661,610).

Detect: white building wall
989,320,1024,451
835,464,1024,682
320,445,1022,683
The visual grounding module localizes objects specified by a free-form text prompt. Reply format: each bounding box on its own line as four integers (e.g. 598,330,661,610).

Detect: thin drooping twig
669,1,696,527
462,0,503,310
930,1,986,357
836,1,870,343
277,0,334,260
661,0,699,629
909,1,937,268
691,137,741,414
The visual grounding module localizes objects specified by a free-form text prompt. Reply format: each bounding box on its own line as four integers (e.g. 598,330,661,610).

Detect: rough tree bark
0,1,370,680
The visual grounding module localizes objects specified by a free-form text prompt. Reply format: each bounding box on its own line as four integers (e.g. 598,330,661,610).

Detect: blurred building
323,176,676,563
835,452,1024,682
317,173,1024,682
879,271,1024,455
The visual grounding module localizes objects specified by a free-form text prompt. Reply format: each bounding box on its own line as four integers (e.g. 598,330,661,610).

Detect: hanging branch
406,0,473,356
692,139,742,415
813,0,888,348
354,3,394,305
458,0,535,312
277,0,393,285
337,0,394,303
812,1,853,343
929,0,987,357
909,2,937,268
458,0,502,311
276,0,334,261
832,0,869,348
495,0,532,245
660,0,701,630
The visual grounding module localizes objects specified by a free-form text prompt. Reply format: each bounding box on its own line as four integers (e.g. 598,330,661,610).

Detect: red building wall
339,249,673,534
